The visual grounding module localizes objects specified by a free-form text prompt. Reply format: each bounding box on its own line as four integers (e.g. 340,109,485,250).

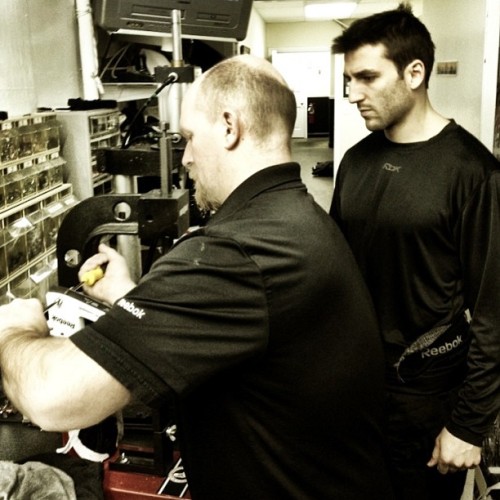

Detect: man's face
180,83,226,212
344,43,413,132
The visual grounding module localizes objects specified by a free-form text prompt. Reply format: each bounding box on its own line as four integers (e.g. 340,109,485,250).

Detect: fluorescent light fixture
304,2,357,20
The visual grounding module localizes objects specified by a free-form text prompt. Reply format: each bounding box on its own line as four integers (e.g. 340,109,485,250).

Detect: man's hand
79,243,136,305
427,427,482,474
0,298,49,344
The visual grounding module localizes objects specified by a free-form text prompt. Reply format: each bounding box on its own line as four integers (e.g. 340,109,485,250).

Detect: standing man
330,3,500,499
0,55,394,499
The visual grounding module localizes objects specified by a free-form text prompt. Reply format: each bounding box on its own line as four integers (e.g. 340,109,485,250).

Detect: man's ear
405,59,426,90
222,110,241,150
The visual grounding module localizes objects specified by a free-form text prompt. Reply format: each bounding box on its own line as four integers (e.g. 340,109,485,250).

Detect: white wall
423,0,491,143
266,21,342,54
0,0,38,116
481,0,500,155
240,8,267,58
0,0,81,117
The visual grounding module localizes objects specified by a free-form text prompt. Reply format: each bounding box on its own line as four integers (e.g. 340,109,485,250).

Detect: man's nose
347,82,364,104
182,144,192,168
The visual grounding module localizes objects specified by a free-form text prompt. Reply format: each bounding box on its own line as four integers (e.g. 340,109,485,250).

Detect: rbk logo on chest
382,163,402,173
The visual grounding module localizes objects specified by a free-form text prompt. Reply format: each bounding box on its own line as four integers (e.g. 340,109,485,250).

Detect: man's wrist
446,422,484,447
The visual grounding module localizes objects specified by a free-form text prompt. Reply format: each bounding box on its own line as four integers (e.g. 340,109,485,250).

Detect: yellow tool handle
44,266,104,314
44,266,105,315
80,266,104,287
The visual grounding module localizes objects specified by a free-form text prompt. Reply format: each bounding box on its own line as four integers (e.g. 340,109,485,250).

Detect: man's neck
385,100,450,144
222,141,292,203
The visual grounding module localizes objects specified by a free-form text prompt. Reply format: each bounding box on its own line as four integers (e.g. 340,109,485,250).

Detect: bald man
0,55,394,499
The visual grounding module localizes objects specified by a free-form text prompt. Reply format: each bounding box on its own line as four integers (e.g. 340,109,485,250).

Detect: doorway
271,50,331,139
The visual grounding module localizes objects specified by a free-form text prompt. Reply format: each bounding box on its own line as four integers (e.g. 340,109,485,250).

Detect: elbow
10,383,88,432
22,384,131,432
18,393,72,432
28,409,69,433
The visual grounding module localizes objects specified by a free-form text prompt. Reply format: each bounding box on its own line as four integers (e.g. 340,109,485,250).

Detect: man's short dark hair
332,2,435,87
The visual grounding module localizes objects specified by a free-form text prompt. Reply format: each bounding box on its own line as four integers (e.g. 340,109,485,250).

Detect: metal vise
56,133,190,287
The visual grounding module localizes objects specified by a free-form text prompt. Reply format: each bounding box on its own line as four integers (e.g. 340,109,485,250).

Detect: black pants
384,388,467,500
384,315,471,499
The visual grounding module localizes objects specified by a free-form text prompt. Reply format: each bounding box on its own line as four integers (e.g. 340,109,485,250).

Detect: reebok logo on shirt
382,163,402,173
117,298,146,319
421,335,463,359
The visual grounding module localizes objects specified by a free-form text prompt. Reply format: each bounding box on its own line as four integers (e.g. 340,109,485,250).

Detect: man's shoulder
343,131,385,158
352,131,383,148
338,132,385,169
438,123,499,175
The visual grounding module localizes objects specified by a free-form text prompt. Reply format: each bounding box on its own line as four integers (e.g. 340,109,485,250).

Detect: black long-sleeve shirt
331,121,500,446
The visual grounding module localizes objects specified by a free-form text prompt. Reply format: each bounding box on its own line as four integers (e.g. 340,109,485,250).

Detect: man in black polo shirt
0,55,393,499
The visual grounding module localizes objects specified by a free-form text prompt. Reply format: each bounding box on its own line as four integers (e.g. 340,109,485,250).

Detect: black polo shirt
72,163,393,499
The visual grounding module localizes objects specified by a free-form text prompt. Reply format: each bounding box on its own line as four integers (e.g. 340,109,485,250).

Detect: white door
293,91,307,138
271,50,331,139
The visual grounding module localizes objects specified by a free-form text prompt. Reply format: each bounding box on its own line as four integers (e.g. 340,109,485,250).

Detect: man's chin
364,119,384,131
194,192,217,213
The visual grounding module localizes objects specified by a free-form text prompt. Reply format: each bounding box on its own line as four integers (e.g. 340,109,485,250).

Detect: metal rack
0,112,78,306
56,108,122,200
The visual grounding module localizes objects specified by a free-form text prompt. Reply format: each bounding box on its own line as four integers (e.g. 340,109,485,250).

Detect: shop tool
45,266,109,337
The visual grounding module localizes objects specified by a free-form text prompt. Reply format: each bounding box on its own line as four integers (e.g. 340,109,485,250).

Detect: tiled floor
291,137,334,212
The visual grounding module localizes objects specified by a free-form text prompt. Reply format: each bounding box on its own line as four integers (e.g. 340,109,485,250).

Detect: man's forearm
1,329,130,431
1,329,69,425
0,298,131,431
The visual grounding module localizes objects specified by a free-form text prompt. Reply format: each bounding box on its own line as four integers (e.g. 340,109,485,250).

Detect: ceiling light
304,2,357,20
